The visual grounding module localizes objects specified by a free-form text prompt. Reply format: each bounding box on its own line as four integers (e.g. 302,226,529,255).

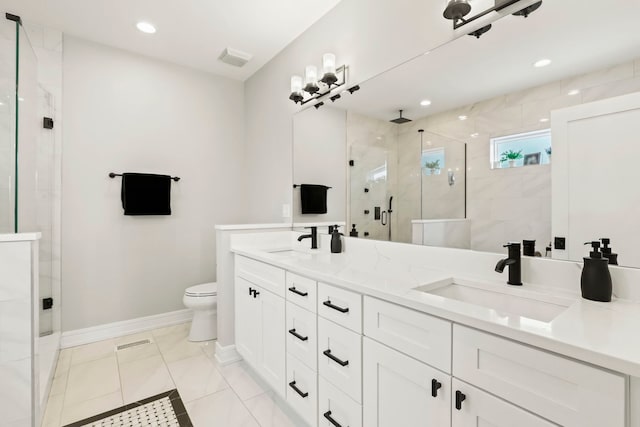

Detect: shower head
443,0,471,20
390,110,412,124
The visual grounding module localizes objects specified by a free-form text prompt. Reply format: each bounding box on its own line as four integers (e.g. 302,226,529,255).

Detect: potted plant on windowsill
424,160,441,175
500,150,523,168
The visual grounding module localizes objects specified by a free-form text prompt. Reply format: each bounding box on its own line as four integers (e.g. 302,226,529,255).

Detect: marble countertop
233,246,640,377
0,232,41,242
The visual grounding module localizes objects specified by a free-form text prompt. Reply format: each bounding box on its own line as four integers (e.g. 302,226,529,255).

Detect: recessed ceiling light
470,132,479,138
420,99,432,107
136,22,156,34
540,118,549,123
568,89,580,96
458,115,468,121
534,58,551,68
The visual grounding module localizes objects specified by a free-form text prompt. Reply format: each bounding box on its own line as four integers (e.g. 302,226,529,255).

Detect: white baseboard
214,342,242,366
61,309,193,348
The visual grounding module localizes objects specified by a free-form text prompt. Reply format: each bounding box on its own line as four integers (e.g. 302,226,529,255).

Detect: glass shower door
0,18,17,233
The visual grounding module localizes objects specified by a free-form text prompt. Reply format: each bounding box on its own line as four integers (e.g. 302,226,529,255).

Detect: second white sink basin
414,278,573,323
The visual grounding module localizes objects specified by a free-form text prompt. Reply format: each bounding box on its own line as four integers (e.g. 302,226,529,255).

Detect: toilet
183,282,217,342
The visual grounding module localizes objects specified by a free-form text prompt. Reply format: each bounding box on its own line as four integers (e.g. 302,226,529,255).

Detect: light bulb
322,53,336,75
289,75,304,103
304,65,319,94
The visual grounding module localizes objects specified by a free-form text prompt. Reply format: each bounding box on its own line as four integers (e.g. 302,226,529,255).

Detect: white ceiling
0,0,342,80
338,0,640,121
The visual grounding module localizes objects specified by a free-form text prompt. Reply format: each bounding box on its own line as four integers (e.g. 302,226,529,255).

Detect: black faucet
297,226,318,249
495,242,522,286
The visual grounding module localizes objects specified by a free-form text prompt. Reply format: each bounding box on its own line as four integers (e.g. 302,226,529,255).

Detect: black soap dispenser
581,241,612,302
349,224,359,238
600,238,619,266
331,225,343,254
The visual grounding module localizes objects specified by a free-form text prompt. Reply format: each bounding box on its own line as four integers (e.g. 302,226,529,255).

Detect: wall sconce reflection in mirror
448,170,456,186
443,0,542,38
289,53,348,105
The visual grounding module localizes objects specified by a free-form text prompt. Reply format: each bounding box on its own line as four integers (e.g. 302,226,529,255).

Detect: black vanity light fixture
289,53,348,105
443,0,543,38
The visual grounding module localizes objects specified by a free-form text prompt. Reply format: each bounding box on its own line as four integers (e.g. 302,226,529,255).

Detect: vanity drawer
318,317,362,403
364,296,451,373
317,283,362,333
286,272,317,312
286,354,318,427
453,325,626,427
286,301,317,370
235,256,285,297
319,376,362,427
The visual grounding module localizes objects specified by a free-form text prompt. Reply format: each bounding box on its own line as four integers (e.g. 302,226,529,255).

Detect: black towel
121,173,172,215
300,184,329,214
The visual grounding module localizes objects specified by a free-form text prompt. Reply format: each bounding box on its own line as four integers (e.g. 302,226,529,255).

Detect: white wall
62,37,246,331
243,0,539,223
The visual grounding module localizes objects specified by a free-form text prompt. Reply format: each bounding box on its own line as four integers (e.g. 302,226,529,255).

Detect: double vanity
229,231,640,427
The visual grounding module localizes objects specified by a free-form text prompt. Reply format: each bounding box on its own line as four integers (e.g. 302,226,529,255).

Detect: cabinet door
363,338,450,427
452,379,556,427
235,277,260,366
257,287,286,397
286,301,317,370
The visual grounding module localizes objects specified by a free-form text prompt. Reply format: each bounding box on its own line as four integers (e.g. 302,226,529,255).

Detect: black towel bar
109,173,180,182
293,184,331,189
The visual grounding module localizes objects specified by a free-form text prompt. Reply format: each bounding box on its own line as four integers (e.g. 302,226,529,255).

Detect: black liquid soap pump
581,241,612,302
331,225,344,253
600,238,618,266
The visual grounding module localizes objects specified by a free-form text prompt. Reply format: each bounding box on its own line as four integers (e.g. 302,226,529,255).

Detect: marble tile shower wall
347,112,398,241
23,24,63,334
396,57,640,253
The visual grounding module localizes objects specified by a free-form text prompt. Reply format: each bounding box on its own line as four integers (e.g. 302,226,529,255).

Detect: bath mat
64,389,192,427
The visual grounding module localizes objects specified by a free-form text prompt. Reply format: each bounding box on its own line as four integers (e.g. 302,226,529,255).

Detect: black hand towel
121,173,172,215
300,184,329,214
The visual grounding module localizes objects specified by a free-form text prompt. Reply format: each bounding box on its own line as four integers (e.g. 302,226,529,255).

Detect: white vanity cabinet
234,254,631,427
234,257,286,397
363,337,451,427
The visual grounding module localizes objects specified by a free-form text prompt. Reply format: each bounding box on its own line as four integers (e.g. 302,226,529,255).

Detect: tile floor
41,323,300,427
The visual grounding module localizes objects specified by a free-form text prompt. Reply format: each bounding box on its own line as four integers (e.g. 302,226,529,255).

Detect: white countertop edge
292,221,346,227
0,232,42,242
215,223,292,231
233,246,640,378
411,219,470,224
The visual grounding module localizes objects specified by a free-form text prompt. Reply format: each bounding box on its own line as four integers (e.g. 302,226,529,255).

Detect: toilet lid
185,282,217,297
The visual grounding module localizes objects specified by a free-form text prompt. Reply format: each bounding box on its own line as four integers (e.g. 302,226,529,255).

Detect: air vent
116,339,151,351
218,47,252,67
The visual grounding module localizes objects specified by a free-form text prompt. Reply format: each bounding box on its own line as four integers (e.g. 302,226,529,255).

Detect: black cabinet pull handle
288,286,308,297
288,381,309,398
323,300,349,313
323,349,349,367
288,329,308,341
431,379,442,397
455,390,466,410
249,287,255,296
253,290,260,298
323,411,343,427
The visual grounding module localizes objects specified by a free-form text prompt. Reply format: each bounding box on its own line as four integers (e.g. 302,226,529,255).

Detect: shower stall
1,13,61,424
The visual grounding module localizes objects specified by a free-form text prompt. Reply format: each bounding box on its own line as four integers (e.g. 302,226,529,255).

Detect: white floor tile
116,340,161,365
151,322,191,338
54,348,72,378
218,361,266,401
64,356,120,405
167,354,228,403
185,389,259,427
155,330,206,363
70,339,116,366
48,372,68,396
60,391,123,425
119,354,175,404
244,392,298,427
40,393,64,427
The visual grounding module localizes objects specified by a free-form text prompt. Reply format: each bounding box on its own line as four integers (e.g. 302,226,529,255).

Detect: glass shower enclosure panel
0,19,16,233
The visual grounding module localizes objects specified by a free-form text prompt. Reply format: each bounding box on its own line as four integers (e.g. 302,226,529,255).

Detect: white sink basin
414,278,573,323
267,249,314,260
